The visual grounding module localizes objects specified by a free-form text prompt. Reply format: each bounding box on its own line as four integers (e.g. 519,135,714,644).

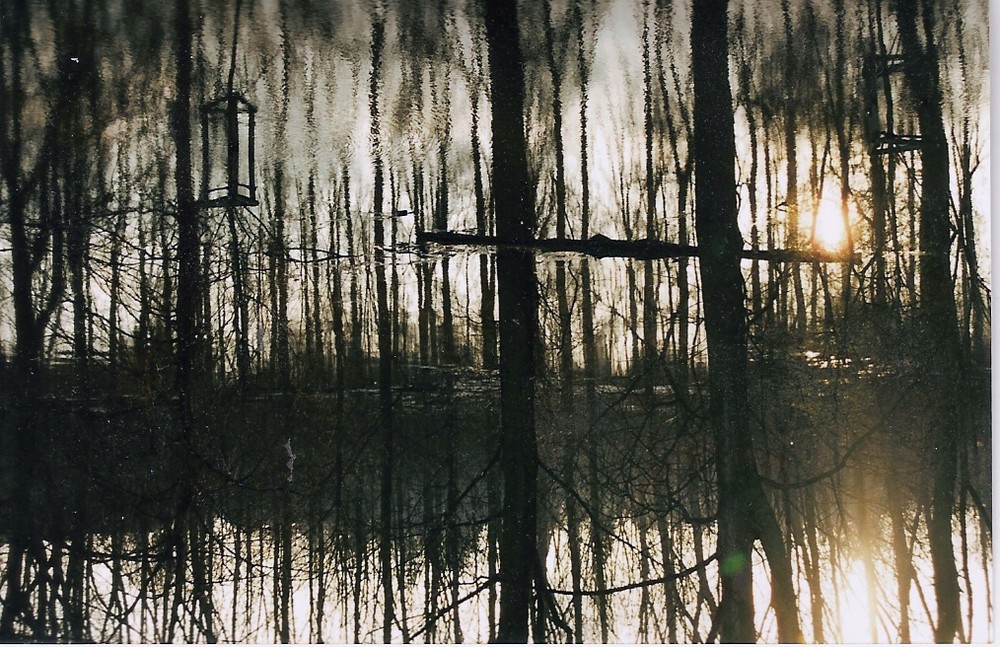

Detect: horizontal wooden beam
872,132,924,155
415,231,858,263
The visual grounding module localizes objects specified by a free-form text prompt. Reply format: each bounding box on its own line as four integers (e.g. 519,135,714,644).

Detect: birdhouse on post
199,91,258,208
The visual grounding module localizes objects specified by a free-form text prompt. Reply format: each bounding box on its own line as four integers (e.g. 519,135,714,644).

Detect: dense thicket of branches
0,0,990,642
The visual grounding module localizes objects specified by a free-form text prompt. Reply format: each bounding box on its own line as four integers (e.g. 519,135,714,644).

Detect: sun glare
812,197,850,254
836,559,879,643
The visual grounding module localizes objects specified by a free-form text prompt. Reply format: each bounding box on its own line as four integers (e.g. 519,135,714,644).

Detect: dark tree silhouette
894,0,963,640
691,0,801,641
484,0,540,641
369,9,396,642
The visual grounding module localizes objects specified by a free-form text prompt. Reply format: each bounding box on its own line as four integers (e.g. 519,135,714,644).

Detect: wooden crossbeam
873,132,924,155
874,54,910,77
416,231,858,263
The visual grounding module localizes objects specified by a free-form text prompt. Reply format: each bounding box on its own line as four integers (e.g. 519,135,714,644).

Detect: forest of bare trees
0,0,991,642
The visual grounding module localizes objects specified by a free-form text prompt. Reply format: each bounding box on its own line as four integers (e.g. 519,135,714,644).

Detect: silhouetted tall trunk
437,80,456,366
271,170,291,386
173,0,200,419
894,1,962,640
763,113,777,324
482,462,499,640
390,170,402,370
306,174,325,374
576,0,596,405
444,376,464,642
540,3,581,637
655,0,692,371
638,514,652,641
799,487,825,642
470,31,497,370
485,0,539,640
734,7,761,316
390,484,409,643
692,4,752,636
654,493,679,642
542,0,573,410
328,178,348,519
228,204,250,384
950,6,985,368
875,0,907,307
67,180,89,381
956,129,984,361
219,5,252,382
781,0,806,331
574,4,607,635
414,157,432,367
343,164,363,380
301,193,314,361
561,452,583,642
642,5,657,399
692,1,801,641
165,2,204,643
832,0,853,317
108,208,126,374
0,5,62,637
422,458,441,641
862,46,889,307
42,10,97,634
369,13,395,643
352,499,364,644
588,450,609,642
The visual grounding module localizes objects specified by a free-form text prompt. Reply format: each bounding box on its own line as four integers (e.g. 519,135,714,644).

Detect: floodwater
0,0,991,642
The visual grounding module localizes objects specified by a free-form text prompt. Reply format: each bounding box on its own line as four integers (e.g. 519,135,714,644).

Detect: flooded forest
0,0,992,642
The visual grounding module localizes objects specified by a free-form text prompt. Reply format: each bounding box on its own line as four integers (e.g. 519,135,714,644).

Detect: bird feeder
199,91,258,208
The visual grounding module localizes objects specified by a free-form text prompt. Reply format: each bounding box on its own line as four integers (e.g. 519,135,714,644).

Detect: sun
812,196,850,254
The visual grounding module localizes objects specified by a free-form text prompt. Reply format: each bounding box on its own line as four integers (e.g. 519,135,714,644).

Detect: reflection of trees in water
0,344,991,641
0,0,992,641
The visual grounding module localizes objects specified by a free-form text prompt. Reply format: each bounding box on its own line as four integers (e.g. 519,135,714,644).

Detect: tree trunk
344,164,363,382
173,0,200,419
692,2,753,638
542,0,574,411
446,381,464,642
485,0,539,640
272,170,291,387
862,46,889,307
894,1,962,640
228,205,250,384
436,60,456,365
735,8,761,317
642,6,658,399
369,13,395,643
832,0,853,318
691,1,801,641
471,39,497,370
781,0,806,331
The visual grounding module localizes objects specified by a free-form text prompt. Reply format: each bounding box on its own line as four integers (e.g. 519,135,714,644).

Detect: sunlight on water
746,518,994,644
51,509,996,643
836,559,878,643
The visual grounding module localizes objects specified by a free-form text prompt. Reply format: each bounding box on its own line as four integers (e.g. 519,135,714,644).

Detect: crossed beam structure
416,231,859,264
